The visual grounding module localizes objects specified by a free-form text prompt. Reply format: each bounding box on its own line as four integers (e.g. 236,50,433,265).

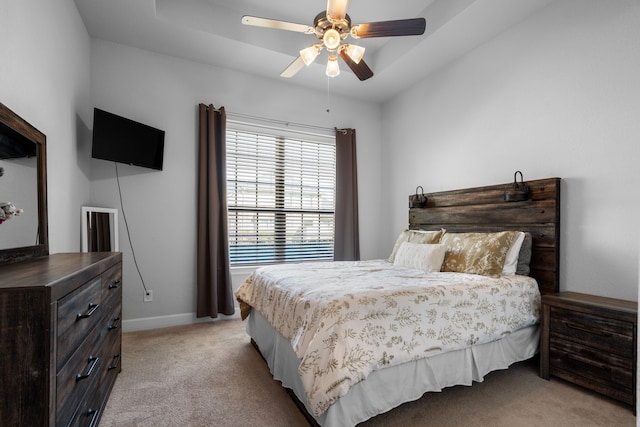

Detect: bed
235,177,561,426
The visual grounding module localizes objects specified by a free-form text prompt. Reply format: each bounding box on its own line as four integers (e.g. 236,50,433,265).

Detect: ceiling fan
241,0,426,81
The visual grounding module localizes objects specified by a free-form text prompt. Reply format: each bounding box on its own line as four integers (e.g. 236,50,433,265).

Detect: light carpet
100,319,635,427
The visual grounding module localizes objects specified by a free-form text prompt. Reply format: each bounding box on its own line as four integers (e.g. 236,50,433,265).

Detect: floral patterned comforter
235,260,540,417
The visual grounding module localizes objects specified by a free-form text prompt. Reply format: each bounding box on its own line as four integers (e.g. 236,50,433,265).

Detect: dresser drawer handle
108,316,121,330
108,279,121,289
76,355,99,382
108,353,121,371
77,303,100,320
565,353,611,371
564,321,612,337
85,408,100,427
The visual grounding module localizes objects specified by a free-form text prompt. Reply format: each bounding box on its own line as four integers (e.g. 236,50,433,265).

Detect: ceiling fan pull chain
326,77,331,113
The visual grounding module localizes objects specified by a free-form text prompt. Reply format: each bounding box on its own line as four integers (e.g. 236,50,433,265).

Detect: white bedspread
235,260,541,417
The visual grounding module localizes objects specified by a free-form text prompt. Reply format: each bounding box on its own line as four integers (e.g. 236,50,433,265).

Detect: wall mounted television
0,123,37,159
91,108,165,170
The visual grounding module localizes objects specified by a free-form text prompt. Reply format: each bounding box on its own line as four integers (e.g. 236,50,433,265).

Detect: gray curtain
334,128,360,261
196,104,235,318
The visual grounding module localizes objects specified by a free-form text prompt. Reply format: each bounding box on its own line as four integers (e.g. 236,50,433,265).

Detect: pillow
502,231,525,275
516,232,533,275
440,231,519,277
393,242,447,272
387,229,445,262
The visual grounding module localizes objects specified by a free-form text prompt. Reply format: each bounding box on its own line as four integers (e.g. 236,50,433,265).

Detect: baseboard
122,307,241,332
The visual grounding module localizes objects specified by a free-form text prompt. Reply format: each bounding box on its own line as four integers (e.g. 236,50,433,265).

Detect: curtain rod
226,111,334,135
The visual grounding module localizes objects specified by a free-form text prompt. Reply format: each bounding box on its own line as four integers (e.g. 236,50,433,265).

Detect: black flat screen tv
91,108,165,170
0,122,37,159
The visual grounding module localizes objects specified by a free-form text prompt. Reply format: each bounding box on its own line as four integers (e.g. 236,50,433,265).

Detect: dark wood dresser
540,291,637,411
0,252,123,426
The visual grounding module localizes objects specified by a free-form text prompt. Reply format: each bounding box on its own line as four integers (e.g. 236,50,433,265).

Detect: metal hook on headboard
409,186,427,208
504,171,530,202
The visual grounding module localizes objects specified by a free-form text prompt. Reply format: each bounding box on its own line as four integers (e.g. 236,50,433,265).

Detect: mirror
0,102,48,264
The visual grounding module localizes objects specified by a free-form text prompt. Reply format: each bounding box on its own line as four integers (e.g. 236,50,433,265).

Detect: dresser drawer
550,337,633,389
101,302,122,362
67,388,104,427
57,304,121,425
56,321,106,426
70,312,122,427
549,306,634,358
57,277,103,371
101,271,122,316
100,322,122,387
66,328,121,427
102,262,123,304
104,308,122,337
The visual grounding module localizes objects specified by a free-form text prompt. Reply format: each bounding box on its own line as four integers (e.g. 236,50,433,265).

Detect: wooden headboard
409,177,561,295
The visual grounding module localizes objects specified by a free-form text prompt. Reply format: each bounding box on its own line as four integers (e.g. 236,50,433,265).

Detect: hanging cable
115,162,150,296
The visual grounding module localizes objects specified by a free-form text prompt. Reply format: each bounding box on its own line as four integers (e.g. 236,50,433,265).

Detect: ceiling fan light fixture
300,45,321,66
326,54,340,77
326,0,350,23
345,44,365,63
323,28,341,50
242,3,426,82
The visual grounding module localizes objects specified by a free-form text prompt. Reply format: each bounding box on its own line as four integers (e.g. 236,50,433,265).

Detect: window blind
226,125,335,265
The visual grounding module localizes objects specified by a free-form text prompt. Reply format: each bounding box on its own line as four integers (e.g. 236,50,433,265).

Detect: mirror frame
0,102,48,264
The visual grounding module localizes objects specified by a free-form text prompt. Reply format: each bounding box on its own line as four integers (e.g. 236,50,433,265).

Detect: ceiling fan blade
280,56,306,78
351,18,426,38
326,0,350,22
241,16,315,34
338,49,373,81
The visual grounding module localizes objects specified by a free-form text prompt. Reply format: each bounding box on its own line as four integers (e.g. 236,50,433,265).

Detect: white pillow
502,231,525,275
387,229,445,262
393,242,447,273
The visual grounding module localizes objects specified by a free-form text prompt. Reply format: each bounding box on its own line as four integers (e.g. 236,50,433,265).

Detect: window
226,123,335,266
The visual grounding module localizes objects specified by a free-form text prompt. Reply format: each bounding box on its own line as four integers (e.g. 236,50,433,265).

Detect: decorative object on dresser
0,252,123,426
540,291,637,412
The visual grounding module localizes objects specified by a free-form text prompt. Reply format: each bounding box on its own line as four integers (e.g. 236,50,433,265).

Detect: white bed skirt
247,310,540,427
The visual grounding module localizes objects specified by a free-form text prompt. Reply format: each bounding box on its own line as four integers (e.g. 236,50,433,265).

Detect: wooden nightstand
540,291,637,411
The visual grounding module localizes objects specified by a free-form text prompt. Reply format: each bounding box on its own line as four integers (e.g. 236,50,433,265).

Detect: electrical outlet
143,290,153,303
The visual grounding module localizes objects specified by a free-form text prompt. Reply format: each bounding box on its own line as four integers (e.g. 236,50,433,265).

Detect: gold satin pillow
440,231,518,277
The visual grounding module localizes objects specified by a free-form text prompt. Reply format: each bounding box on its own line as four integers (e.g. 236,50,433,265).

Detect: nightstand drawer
550,337,633,389
549,306,634,358
541,292,637,411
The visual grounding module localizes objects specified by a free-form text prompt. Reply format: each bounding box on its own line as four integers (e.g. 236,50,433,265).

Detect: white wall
382,0,640,301
88,40,383,330
0,0,92,253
